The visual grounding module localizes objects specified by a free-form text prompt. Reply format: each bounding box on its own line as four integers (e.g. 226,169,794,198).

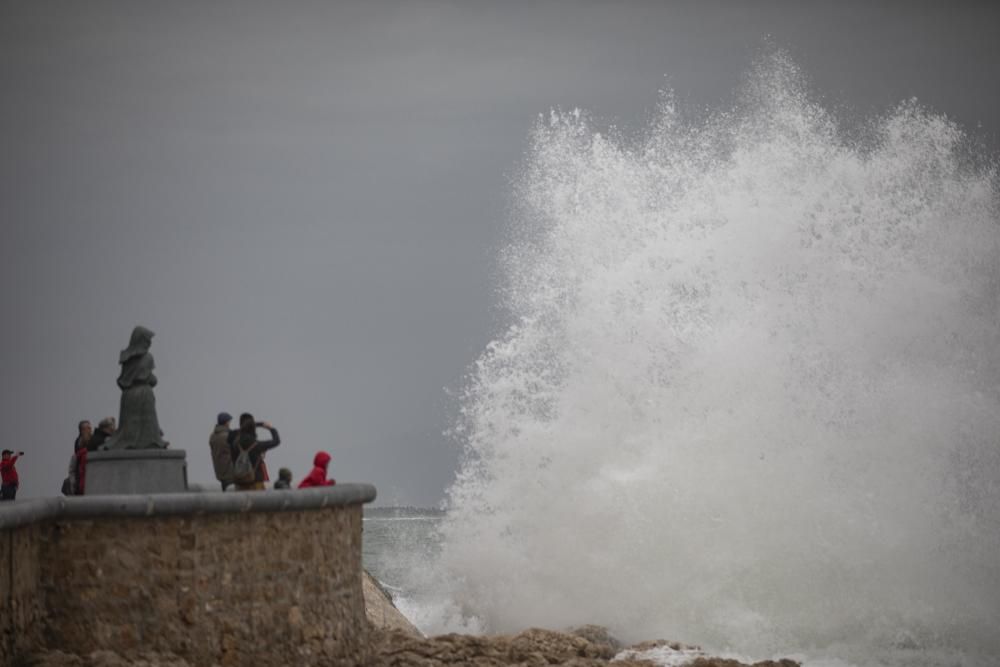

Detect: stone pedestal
84,449,187,495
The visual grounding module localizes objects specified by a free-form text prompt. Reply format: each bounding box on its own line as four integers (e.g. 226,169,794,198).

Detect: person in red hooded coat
298,451,336,488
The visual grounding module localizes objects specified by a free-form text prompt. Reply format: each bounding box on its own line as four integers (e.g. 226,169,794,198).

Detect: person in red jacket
298,451,336,488
1,449,24,501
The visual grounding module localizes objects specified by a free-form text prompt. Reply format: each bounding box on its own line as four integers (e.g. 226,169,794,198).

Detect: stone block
85,449,188,495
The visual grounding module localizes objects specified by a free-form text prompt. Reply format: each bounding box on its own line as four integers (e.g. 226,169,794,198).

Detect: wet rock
24,652,191,667
368,627,654,666
364,569,423,637
566,624,623,653
509,627,616,661
686,659,800,667
22,651,85,667
626,638,703,652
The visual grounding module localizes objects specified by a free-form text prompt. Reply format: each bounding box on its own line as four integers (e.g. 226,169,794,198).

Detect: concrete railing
1,484,376,667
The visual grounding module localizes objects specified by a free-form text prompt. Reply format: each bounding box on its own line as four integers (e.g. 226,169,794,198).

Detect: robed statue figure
101,326,169,450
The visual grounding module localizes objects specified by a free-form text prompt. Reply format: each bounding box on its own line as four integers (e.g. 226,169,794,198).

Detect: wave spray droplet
436,54,1000,665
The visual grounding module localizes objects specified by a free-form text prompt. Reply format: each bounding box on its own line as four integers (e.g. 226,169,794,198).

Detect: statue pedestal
85,449,188,495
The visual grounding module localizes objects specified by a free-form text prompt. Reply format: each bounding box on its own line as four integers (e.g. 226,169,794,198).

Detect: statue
101,326,169,450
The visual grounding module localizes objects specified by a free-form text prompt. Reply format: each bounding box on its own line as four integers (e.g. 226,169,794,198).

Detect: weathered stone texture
2,522,46,665
39,506,368,666
363,569,422,637
1,502,370,667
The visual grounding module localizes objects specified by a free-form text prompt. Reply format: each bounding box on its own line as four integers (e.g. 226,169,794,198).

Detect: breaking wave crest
435,53,1000,665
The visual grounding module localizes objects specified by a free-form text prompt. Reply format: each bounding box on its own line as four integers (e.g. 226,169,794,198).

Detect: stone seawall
0,485,375,667
1,521,46,663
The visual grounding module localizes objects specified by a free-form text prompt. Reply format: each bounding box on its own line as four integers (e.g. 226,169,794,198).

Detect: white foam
429,51,1000,665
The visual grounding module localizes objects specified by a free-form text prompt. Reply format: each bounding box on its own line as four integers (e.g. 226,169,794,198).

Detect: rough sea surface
376,53,1000,667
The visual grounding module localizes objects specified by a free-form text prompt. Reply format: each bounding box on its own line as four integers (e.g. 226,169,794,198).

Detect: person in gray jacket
209,412,235,491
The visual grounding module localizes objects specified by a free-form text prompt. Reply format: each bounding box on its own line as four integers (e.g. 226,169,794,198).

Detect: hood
313,451,331,469
119,325,155,363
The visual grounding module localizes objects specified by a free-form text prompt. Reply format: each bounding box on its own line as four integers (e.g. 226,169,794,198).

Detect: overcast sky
2,1,998,506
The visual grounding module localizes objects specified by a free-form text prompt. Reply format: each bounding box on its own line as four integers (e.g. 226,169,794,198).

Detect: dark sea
362,506,445,619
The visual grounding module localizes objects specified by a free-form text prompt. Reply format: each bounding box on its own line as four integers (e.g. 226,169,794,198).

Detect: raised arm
257,425,281,452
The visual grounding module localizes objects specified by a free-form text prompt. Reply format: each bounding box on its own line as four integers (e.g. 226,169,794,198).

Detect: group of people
209,412,335,492
64,417,117,495
1,413,336,502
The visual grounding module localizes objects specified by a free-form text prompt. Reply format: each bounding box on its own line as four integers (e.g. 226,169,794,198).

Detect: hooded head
119,326,155,363
313,451,331,469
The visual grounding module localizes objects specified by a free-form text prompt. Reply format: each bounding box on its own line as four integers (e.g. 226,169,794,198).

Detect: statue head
120,326,155,363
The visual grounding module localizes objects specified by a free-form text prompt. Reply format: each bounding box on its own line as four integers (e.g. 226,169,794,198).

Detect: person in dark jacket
89,417,116,451
1,449,24,500
68,421,92,495
273,467,293,490
210,412,235,491
228,413,280,491
298,451,336,488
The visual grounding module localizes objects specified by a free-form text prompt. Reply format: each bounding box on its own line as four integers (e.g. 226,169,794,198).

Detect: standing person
298,451,336,488
228,413,280,491
74,420,93,452
66,421,92,496
73,436,88,495
89,417,116,451
210,412,235,491
1,450,24,501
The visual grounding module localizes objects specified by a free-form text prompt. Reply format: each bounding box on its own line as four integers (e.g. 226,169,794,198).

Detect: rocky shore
22,572,800,667
23,630,800,667
368,626,800,667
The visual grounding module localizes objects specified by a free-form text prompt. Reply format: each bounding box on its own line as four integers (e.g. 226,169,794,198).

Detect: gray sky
2,1,998,506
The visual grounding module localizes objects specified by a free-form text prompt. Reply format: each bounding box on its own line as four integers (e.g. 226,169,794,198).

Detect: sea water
376,53,1000,667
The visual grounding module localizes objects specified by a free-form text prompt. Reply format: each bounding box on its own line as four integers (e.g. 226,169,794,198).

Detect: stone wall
0,485,375,667
1,521,46,665
363,570,422,637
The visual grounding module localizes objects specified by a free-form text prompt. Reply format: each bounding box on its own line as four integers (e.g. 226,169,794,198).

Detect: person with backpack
228,413,280,491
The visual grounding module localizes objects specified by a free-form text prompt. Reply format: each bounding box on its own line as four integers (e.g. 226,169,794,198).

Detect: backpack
232,441,259,484
62,453,78,496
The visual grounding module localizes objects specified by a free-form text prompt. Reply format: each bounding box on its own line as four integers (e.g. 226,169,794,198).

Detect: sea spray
430,54,1000,665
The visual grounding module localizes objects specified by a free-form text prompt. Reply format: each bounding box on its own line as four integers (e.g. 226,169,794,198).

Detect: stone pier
0,484,376,666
